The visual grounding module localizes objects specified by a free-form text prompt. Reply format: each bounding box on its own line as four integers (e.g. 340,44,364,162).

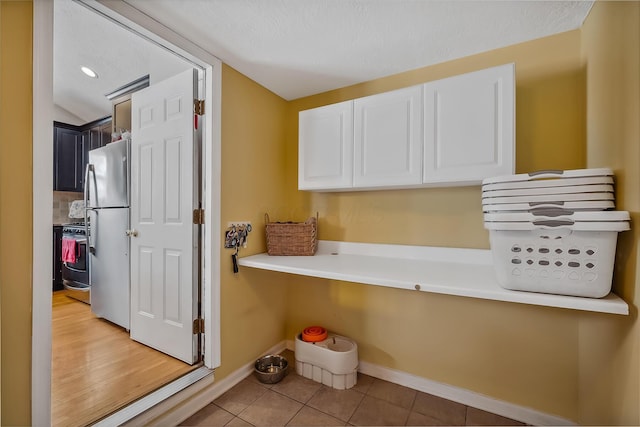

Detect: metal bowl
254,354,288,384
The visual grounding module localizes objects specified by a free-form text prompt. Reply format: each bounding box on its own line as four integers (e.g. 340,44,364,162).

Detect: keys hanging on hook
243,224,252,247
224,225,237,249
224,225,240,273
237,224,246,248
225,223,252,274
232,245,239,274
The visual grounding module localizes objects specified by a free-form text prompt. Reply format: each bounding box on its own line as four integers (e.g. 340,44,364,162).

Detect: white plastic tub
485,219,629,298
481,192,614,205
484,209,630,223
482,183,613,198
482,175,614,192
294,333,358,390
482,200,615,213
482,168,613,188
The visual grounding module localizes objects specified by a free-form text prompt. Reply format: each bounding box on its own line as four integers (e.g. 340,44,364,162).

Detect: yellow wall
286,30,586,249
0,1,33,425
5,1,638,425
216,65,291,378
283,31,589,420
578,1,640,425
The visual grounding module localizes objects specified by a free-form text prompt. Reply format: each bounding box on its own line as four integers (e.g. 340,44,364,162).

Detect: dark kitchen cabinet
53,226,63,291
85,119,112,152
82,118,112,186
53,123,83,192
53,117,112,192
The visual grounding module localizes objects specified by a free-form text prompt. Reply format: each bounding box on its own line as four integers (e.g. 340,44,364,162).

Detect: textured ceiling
53,0,193,123
54,0,593,123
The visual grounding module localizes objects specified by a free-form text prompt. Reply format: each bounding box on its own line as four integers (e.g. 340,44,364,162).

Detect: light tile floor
181,351,525,426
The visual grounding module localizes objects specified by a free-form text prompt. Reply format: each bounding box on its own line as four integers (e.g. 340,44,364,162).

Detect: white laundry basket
482,168,616,212
485,218,629,298
482,168,614,188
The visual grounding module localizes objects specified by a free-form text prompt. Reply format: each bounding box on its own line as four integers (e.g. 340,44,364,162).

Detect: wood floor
52,291,197,427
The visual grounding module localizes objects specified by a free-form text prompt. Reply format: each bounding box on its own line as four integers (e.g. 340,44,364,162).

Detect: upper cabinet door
354,85,423,188
297,63,515,191
53,125,83,192
299,100,354,190
423,63,515,185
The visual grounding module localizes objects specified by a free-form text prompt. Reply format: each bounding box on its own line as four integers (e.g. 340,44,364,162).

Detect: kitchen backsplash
53,191,83,224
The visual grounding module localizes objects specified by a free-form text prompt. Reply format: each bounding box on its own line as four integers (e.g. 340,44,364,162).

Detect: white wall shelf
238,240,628,316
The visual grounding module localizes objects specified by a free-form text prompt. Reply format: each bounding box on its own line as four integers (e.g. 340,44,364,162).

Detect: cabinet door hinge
194,99,205,116
193,208,205,224
193,318,205,334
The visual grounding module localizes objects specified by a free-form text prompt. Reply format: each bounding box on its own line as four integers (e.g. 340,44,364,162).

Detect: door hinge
193,318,205,334
193,208,205,224
194,99,205,116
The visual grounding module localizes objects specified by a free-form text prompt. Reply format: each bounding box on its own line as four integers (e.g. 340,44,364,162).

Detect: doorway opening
53,2,201,424
33,0,222,425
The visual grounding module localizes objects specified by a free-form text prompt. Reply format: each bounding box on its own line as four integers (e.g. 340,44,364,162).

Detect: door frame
32,1,222,424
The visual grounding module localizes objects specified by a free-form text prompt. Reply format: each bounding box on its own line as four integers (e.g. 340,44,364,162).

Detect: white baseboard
358,360,575,426
148,340,288,426
155,340,575,427
289,340,573,426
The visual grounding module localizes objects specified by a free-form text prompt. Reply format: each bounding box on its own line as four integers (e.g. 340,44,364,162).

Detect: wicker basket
265,213,318,256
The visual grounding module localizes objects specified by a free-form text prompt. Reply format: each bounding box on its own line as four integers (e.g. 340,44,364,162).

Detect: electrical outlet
227,221,252,229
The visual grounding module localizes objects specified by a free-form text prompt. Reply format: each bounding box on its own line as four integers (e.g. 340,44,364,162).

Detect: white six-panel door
130,69,198,364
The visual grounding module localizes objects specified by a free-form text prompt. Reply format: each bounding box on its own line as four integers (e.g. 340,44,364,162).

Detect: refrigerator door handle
84,163,97,255
86,208,97,255
83,163,89,224
124,139,130,206
84,164,94,220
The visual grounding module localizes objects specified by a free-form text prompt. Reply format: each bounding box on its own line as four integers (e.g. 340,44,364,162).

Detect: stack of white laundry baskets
482,168,630,298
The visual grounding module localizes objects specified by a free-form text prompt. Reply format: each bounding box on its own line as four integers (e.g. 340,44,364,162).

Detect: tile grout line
404,390,418,426
345,390,364,426
276,372,368,425
212,362,523,427
464,404,469,426
271,374,318,423
283,400,304,427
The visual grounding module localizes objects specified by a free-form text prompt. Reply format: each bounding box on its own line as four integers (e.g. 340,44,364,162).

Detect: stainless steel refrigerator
84,138,130,329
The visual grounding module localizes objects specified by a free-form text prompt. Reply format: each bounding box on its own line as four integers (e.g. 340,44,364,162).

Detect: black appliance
61,222,90,304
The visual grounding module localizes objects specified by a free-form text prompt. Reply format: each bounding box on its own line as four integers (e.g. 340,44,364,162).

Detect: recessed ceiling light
81,66,98,78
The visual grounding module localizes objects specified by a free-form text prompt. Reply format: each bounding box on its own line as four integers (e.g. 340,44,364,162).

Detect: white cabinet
298,100,353,190
298,63,515,191
354,85,423,188
423,63,515,185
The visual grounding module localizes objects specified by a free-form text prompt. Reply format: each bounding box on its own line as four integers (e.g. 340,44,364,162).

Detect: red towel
62,237,77,263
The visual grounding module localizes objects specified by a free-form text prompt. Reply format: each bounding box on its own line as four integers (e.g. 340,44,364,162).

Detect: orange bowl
302,326,328,342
